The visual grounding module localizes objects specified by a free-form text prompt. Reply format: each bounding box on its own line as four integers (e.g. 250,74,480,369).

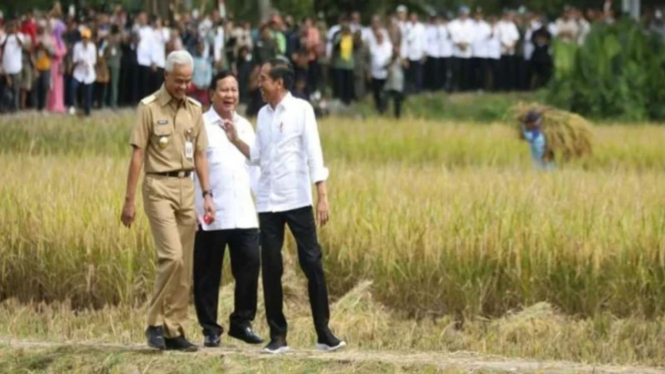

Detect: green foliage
547,20,665,122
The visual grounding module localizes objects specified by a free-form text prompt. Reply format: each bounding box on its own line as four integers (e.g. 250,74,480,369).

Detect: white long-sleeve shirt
72,41,97,84
497,20,520,56
195,109,259,230
472,20,492,58
402,21,426,61
137,25,154,67
425,24,440,58
449,18,475,58
524,21,542,60
370,40,393,79
438,24,453,58
151,27,169,69
250,93,329,213
487,25,501,60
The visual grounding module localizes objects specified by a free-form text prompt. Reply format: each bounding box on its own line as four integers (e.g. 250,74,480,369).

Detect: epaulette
140,95,157,105
187,97,202,108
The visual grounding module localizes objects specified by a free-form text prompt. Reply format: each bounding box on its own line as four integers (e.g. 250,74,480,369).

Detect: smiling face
258,62,280,104
211,75,239,117
164,63,193,100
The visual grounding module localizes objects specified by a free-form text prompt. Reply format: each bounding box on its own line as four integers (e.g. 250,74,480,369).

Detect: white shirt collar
266,92,293,114
206,107,239,124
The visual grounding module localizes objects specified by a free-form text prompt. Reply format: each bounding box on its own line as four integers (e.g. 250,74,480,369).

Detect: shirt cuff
310,167,329,184
249,144,261,166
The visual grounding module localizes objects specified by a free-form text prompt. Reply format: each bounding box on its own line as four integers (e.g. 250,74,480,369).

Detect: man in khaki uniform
121,50,215,352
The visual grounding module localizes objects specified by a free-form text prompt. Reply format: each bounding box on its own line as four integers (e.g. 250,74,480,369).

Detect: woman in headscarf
47,13,67,112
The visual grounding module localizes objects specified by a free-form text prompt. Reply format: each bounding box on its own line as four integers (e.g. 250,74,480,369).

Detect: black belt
148,170,193,178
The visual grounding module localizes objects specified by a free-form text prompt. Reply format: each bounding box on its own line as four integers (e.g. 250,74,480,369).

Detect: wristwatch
202,190,213,198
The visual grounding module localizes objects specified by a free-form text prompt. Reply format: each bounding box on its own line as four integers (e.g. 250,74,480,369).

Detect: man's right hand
221,119,239,143
121,200,136,228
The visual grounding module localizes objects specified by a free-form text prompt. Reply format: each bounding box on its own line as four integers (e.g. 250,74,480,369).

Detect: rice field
2,109,665,368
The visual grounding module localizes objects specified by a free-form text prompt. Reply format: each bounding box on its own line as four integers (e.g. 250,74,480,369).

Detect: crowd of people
1,3,664,117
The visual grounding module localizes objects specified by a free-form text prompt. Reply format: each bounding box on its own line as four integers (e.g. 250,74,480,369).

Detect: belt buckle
178,171,186,178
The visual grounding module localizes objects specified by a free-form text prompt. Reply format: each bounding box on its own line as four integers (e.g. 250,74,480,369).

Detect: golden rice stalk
509,102,594,161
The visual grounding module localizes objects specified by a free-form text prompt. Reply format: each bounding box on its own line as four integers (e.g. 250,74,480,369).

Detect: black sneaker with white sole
315,331,347,352
262,338,290,354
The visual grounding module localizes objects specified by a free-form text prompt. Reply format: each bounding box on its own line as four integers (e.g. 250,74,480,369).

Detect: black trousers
333,69,354,105
371,78,386,114
406,59,423,94
193,228,260,336
386,89,403,118
259,206,330,340
499,55,518,91
424,56,440,91
452,57,473,92
440,57,452,92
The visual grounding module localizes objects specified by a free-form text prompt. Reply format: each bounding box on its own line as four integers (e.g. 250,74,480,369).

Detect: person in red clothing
21,10,37,45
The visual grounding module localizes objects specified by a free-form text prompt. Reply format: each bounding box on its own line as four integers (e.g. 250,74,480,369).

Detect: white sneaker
315,340,347,352
68,107,76,115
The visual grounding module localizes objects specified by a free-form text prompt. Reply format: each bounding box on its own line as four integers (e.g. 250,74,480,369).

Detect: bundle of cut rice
509,103,593,161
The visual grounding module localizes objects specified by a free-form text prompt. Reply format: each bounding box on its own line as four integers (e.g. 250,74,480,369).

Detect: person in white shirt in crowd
437,13,453,92
555,7,579,43
497,10,520,91
523,12,542,91
193,71,264,349
222,58,346,355
487,15,502,91
151,16,170,90
396,5,409,53
369,29,392,114
135,11,155,99
424,14,441,91
0,20,25,112
402,12,426,94
573,8,590,45
366,14,390,50
471,8,492,91
449,6,475,91
70,27,96,116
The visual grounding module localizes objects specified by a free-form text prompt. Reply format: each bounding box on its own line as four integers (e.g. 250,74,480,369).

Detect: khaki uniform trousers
143,174,197,338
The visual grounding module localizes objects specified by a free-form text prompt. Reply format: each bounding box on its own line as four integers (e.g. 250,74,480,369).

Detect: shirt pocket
151,123,174,150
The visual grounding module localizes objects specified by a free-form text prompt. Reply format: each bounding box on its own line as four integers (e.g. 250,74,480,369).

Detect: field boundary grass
1,336,663,374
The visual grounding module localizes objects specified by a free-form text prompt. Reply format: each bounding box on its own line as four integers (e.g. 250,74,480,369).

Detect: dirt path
1,336,663,374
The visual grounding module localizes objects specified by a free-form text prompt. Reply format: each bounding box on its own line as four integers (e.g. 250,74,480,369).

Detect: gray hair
165,50,194,72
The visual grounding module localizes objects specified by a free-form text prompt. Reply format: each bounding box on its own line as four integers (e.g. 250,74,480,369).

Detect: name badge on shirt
185,141,194,160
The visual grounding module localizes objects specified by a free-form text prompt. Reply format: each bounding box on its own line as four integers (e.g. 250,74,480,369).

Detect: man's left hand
316,197,329,227
204,196,216,223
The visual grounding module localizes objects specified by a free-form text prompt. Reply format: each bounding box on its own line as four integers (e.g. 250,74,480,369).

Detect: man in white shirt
448,6,475,91
403,12,426,94
151,16,169,90
369,30,392,114
0,20,25,112
193,71,263,349
487,16,502,91
70,27,96,116
438,14,453,91
472,9,492,91
136,12,155,99
425,15,441,91
222,59,345,355
497,11,520,91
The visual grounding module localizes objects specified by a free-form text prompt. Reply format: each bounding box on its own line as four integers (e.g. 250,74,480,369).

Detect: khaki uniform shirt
130,86,208,174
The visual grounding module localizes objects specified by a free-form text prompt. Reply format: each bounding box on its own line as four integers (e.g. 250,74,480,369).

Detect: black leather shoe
204,334,221,348
145,326,166,350
164,336,198,352
229,326,264,345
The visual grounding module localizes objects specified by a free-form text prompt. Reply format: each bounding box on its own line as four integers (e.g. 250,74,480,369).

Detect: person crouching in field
521,110,554,169
192,71,264,348
222,58,346,354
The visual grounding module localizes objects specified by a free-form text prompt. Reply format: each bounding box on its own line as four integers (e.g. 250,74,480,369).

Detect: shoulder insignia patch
140,95,157,105
187,97,202,108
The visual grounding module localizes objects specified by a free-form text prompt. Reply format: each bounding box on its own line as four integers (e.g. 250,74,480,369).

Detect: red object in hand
203,213,213,225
